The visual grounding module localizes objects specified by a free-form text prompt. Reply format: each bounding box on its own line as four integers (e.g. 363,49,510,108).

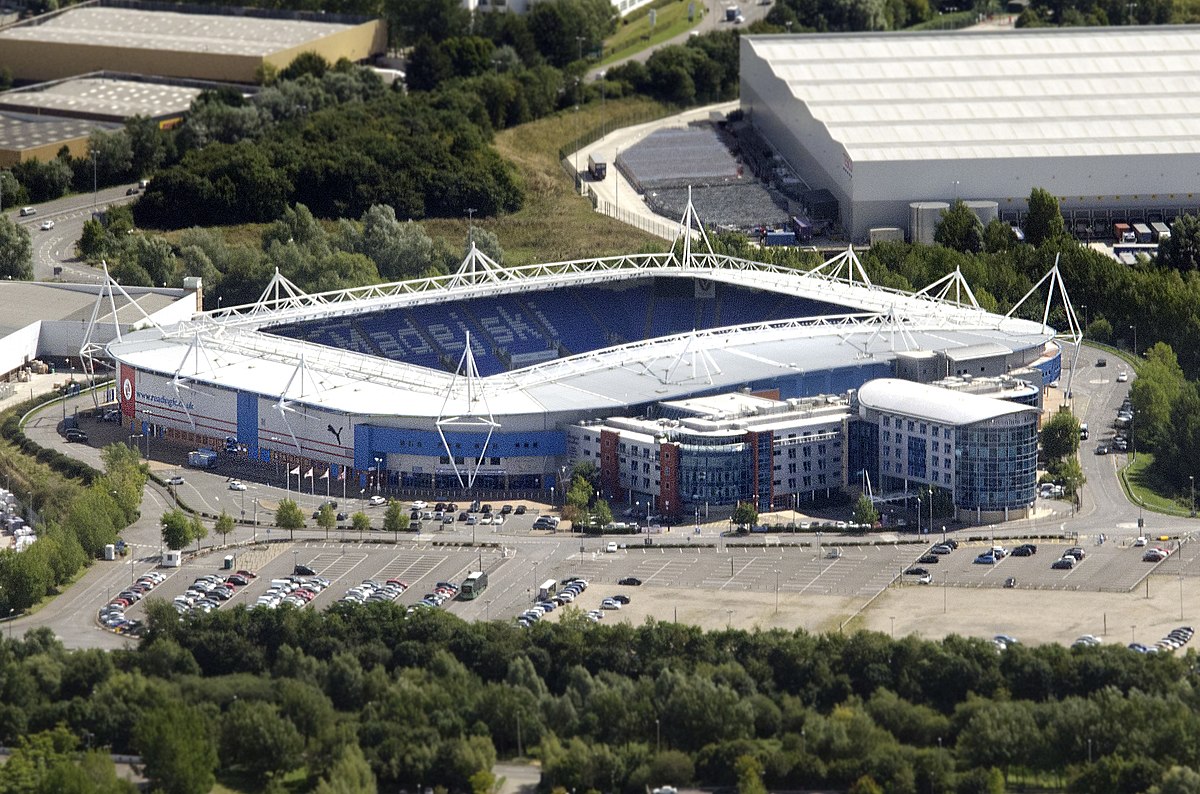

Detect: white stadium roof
744,26,1200,162
105,240,1058,423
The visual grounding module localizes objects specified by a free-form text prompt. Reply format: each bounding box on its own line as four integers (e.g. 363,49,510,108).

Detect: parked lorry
1151,221,1171,242
1132,222,1153,243
187,448,218,468
791,216,814,241
1113,222,1135,243
764,230,797,246
725,4,742,20
587,152,607,180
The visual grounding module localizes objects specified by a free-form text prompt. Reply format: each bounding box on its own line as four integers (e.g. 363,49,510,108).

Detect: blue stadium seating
264,278,850,373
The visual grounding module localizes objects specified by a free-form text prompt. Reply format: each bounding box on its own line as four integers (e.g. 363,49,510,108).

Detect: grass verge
601,0,704,66
1120,452,1192,518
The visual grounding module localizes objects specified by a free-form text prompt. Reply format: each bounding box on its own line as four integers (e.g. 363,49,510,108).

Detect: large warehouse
100,212,1066,522
0,4,386,84
740,26,1200,241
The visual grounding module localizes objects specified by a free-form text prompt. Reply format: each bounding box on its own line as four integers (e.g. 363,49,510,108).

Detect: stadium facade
99,216,1074,522
740,27,1200,241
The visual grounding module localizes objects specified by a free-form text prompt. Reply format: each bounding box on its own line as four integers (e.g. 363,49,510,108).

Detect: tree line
1,603,1199,793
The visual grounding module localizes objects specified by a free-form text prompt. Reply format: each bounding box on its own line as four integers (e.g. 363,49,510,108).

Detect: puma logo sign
327,424,343,445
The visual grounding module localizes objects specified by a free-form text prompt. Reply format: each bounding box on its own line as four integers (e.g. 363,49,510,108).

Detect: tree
853,494,879,527
1146,765,1200,794
275,498,305,539
160,509,192,551
215,512,234,542
983,218,1017,253
1040,409,1080,462
351,511,371,535
732,502,758,530
383,500,410,534
0,216,33,280
317,503,337,536
281,51,331,81
1025,187,1066,246
77,218,108,261
591,499,613,528
189,514,208,553
1160,213,1200,271
134,701,218,794
314,743,377,794
934,200,984,253
218,700,305,785
734,754,767,794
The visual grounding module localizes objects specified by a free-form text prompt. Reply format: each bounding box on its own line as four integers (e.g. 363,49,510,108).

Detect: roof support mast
1005,255,1083,402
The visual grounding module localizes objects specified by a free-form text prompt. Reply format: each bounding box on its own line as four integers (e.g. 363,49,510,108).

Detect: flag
320,468,330,480
289,466,300,476
338,469,346,481
304,468,313,479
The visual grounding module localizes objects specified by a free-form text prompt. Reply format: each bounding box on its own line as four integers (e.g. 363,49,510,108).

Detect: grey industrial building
740,26,1200,242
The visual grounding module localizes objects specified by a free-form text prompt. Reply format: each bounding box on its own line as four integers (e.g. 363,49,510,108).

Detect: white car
228,480,247,491
1117,371,1129,382
411,500,428,510
368,495,387,506
1134,536,1147,547
40,219,55,230
167,475,184,485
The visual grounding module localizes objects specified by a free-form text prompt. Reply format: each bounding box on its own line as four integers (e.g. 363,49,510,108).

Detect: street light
143,409,153,461
1130,324,1137,356
1190,475,1195,517
774,569,780,613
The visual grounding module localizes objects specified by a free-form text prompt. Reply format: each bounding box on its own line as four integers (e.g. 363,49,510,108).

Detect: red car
236,569,258,579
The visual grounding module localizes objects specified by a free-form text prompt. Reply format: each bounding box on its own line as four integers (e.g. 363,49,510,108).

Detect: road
3,185,138,282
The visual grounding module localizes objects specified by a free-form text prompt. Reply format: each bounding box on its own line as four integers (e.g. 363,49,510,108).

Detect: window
803,460,812,472
920,423,927,435
944,428,952,439
788,463,797,474
908,420,915,431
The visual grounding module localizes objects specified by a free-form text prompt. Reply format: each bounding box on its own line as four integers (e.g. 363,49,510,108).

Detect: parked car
904,567,929,577
369,495,387,506
1064,547,1086,561
1052,556,1076,570
228,480,247,491
515,505,527,515
930,544,953,555
1011,543,1037,557
1004,577,1017,588
974,553,998,565
618,577,642,586
917,553,940,564
40,219,55,230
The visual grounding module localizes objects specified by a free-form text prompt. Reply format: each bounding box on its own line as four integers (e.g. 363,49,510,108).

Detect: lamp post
928,487,934,537
91,149,97,206
1080,304,1088,331
890,615,896,637
1130,323,1137,356
655,718,661,754
143,409,153,461
1190,475,1195,517
915,496,922,534
774,569,780,613
374,456,383,495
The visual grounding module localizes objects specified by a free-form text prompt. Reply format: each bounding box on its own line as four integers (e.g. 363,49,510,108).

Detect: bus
537,579,557,601
461,571,488,600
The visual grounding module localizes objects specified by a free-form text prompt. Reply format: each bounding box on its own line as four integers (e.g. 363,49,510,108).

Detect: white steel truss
79,262,161,407
1005,255,1082,397
436,332,500,489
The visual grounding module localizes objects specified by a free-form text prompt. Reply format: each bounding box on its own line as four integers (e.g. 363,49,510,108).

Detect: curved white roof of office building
105,247,1057,423
857,378,1036,426
743,26,1200,162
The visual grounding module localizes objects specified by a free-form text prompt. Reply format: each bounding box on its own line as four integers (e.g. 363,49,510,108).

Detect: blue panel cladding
236,391,258,456
749,362,894,400
1034,345,1062,384
355,425,566,470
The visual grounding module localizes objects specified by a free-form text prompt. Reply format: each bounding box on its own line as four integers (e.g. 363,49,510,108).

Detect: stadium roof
107,246,1056,422
857,378,1036,426
0,6,358,57
744,26,1200,162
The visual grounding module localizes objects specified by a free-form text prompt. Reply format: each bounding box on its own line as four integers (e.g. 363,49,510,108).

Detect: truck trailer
587,153,607,180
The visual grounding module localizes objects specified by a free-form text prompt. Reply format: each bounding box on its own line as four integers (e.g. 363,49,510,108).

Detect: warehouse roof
0,76,204,122
857,378,1035,426
0,6,357,57
744,26,1200,162
0,110,118,152
0,282,182,340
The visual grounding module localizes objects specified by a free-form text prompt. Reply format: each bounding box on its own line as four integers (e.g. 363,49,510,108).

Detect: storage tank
910,202,949,245
869,227,906,245
964,200,999,227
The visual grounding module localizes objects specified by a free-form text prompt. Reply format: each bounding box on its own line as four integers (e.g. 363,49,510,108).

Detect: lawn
1121,452,1192,517
425,97,673,266
601,0,706,66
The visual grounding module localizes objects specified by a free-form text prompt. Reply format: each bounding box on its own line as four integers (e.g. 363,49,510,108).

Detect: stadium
100,207,1069,520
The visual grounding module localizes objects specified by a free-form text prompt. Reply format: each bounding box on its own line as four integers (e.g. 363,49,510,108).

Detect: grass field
601,0,705,66
428,97,672,265
1122,453,1192,517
